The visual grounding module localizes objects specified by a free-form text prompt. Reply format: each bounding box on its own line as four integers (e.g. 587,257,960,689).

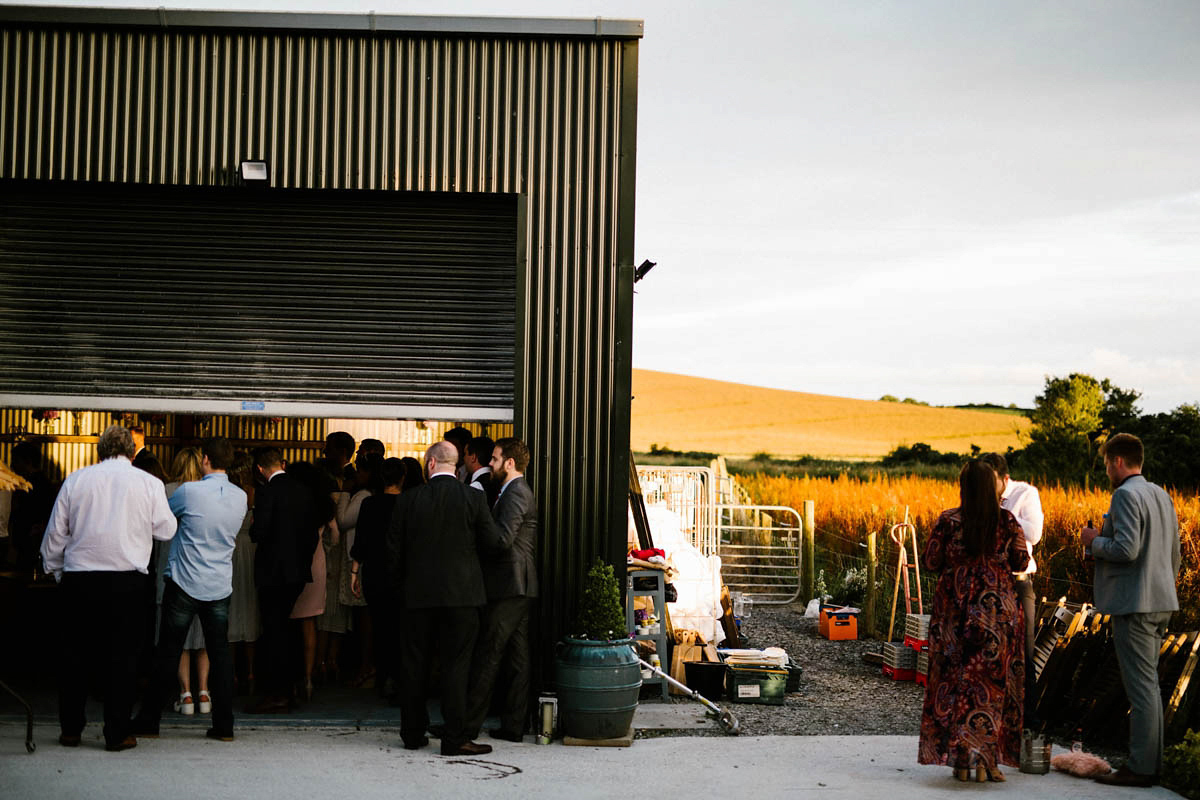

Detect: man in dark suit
387,440,503,756
464,435,500,506
129,426,165,482
465,437,539,743
248,447,318,713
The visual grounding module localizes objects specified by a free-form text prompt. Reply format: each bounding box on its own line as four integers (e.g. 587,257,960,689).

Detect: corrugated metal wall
0,19,638,659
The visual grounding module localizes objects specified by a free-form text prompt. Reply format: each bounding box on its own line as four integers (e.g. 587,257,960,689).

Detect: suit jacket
250,472,319,587
1092,474,1181,615
469,468,501,508
482,476,539,601
132,447,165,482
386,473,503,609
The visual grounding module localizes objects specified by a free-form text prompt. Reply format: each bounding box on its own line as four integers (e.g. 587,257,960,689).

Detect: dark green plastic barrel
555,638,642,739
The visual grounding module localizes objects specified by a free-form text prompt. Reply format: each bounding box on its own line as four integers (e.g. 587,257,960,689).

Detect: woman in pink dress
918,459,1029,782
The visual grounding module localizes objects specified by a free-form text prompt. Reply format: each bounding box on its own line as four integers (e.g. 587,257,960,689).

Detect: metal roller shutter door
0,180,517,420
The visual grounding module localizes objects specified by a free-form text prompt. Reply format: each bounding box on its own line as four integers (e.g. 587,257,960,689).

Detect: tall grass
741,473,1200,629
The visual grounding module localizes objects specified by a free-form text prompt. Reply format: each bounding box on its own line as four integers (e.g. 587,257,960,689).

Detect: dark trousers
57,570,146,747
1015,577,1037,722
137,578,235,734
256,583,303,699
400,606,479,750
361,569,398,691
465,596,532,738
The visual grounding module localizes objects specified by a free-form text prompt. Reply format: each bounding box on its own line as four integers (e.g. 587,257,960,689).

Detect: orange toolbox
821,606,860,641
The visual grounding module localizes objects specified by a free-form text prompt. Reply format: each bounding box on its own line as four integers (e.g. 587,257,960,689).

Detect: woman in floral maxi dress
918,459,1030,782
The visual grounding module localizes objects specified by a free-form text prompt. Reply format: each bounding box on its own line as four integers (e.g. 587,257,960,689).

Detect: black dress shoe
441,740,492,757
206,728,235,742
58,734,81,747
104,736,138,752
488,728,523,743
402,736,429,750
1095,765,1156,787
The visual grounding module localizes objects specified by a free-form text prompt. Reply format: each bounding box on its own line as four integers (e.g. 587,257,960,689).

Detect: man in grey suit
464,437,539,743
387,440,503,756
1081,433,1181,787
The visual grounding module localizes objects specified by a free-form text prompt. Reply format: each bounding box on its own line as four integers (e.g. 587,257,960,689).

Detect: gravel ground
648,602,925,737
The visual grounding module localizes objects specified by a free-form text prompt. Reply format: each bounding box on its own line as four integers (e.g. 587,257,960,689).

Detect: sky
29,0,1200,413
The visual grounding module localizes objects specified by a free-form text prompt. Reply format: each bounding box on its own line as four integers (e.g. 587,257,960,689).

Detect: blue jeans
139,578,234,734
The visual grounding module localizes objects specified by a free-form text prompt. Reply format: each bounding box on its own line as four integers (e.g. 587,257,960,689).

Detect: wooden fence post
865,531,877,639
803,499,815,602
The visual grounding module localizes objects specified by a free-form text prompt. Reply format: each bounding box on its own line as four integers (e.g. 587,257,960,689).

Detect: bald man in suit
387,440,503,757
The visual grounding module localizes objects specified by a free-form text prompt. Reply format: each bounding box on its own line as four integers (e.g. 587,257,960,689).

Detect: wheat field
740,473,1200,628
631,369,1031,459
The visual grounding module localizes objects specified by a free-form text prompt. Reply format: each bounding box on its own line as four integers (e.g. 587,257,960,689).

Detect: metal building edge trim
0,395,514,422
0,6,645,39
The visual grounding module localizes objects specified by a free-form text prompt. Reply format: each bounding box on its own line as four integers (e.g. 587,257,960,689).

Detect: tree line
885,373,1200,491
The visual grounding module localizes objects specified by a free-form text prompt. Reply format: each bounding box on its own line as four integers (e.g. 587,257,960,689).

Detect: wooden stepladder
887,507,924,641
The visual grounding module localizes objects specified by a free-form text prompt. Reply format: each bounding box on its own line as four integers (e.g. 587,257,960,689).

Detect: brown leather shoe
58,734,81,747
104,736,138,752
1095,765,1156,787
441,740,493,756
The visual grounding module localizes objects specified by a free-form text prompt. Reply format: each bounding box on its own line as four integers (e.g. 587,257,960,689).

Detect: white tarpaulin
631,504,725,645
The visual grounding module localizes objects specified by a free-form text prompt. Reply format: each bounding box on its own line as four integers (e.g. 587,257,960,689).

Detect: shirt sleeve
921,512,949,572
1014,486,1044,547
39,480,72,581
1091,489,1143,563
150,483,178,542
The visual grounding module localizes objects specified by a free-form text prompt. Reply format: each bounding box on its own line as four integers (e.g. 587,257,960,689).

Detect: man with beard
464,437,538,743
1081,433,1181,787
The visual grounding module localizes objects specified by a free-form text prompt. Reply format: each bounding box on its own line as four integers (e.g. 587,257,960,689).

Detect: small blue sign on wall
241,401,266,411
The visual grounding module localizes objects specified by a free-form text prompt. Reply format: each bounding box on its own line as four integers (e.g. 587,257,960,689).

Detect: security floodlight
634,259,656,283
240,160,269,184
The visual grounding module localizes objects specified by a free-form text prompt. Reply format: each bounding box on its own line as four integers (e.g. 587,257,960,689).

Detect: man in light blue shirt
132,436,247,742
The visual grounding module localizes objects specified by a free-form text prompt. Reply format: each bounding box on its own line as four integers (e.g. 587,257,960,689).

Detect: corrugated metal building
0,6,642,678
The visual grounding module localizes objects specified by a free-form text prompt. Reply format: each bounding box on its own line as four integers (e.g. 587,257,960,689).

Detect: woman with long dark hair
918,459,1029,782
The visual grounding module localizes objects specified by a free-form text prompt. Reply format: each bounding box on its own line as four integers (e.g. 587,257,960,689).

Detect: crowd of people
35,424,539,757
917,434,1182,788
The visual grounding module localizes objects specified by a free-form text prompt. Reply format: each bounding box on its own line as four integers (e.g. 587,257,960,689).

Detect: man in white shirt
464,435,499,506
40,425,176,752
981,453,1043,721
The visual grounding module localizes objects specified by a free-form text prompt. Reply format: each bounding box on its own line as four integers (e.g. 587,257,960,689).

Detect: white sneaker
174,693,194,715
198,691,212,714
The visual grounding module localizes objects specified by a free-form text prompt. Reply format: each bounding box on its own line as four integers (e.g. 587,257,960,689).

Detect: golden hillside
631,369,1030,460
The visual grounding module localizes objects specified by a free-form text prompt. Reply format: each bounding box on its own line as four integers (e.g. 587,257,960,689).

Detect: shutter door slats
0,181,517,416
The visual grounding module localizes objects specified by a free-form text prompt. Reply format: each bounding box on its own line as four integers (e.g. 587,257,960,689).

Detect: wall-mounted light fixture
634,259,657,283
240,160,269,184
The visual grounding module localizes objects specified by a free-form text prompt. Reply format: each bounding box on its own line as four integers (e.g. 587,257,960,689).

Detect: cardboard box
727,665,787,705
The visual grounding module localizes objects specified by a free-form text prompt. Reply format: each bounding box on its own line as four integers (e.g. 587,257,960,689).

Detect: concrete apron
1,724,1184,800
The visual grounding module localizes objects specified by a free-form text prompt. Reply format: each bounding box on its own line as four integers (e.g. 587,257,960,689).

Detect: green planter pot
555,637,642,739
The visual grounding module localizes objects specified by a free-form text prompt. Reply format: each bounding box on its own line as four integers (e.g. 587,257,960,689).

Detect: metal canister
537,694,558,745
1019,730,1052,774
